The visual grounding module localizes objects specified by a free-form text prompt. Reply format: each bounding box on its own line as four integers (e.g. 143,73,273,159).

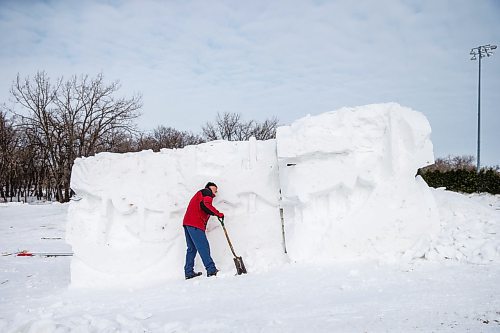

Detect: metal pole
477,49,481,174
470,44,496,178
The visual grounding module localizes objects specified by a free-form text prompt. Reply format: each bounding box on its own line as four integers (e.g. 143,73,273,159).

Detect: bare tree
101,130,136,153
10,71,142,202
136,132,157,152
203,113,244,141
9,72,62,200
137,126,204,152
0,108,47,202
0,109,17,201
422,155,476,172
152,126,204,149
54,74,142,157
248,117,279,140
202,112,278,141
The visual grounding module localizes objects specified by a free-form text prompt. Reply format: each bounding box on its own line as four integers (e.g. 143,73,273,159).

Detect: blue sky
1,0,499,166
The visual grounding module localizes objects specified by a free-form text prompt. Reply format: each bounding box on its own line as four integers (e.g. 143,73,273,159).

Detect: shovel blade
233,256,247,275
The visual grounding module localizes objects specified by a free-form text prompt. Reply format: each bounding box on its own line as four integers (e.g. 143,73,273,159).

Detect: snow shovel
218,217,247,275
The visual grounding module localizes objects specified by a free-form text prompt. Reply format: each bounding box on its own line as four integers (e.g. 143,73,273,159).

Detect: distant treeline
418,155,500,194
0,71,278,203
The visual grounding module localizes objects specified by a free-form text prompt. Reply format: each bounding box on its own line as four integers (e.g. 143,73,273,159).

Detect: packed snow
1,194,499,332
276,103,439,263
1,103,500,331
67,138,285,288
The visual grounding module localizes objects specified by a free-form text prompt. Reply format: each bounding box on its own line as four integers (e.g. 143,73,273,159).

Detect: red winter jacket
183,188,223,231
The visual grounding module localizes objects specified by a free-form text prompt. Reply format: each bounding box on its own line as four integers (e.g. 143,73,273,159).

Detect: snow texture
276,103,438,263
66,103,500,289
420,189,500,264
67,138,285,288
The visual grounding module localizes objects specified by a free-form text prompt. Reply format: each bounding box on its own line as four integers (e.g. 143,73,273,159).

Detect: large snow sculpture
67,103,441,288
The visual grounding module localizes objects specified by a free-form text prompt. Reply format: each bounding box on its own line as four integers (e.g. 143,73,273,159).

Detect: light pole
470,44,497,173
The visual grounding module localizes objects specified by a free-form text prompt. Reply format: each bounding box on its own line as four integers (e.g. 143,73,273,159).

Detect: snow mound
67,139,286,288
417,190,500,264
276,103,439,262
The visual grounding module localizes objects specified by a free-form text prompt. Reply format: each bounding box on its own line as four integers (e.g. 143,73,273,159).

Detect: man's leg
185,226,217,274
183,226,198,277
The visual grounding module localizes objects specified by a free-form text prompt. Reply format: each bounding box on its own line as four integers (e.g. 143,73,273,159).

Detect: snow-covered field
1,196,500,332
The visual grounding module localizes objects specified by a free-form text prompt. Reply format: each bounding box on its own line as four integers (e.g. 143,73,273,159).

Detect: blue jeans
184,226,217,276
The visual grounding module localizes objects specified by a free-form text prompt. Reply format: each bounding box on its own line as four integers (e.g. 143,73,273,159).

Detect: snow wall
67,138,285,288
277,103,439,262
67,103,439,288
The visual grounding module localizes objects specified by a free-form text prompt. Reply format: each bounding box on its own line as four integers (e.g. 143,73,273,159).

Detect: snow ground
1,200,500,332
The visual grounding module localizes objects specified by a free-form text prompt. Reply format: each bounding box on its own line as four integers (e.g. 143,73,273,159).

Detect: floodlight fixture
470,44,497,59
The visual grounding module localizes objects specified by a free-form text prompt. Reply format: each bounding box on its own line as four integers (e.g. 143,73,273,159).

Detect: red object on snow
17,251,33,256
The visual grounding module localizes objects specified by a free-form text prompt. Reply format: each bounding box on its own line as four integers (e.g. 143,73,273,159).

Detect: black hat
205,182,218,188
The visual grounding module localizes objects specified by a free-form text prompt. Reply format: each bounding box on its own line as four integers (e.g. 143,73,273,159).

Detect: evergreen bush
418,167,500,194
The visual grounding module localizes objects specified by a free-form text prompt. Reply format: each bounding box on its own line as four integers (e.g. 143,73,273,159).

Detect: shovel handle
218,216,225,226
218,219,239,258
217,217,247,274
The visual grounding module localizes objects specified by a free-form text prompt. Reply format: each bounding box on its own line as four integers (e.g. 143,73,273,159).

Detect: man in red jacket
183,182,224,279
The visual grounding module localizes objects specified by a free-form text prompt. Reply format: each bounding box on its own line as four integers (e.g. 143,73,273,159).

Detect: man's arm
200,189,223,217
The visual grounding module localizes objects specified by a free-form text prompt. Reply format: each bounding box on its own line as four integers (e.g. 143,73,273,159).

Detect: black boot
207,269,219,277
185,272,202,280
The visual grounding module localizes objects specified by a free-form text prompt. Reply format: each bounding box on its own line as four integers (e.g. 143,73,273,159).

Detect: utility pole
470,44,497,174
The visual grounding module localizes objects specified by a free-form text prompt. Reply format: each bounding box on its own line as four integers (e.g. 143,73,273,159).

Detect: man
182,182,224,279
